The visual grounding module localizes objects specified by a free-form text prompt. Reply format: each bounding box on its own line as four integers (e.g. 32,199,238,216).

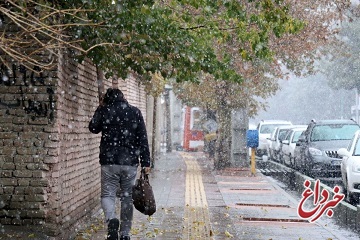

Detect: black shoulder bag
132,169,156,216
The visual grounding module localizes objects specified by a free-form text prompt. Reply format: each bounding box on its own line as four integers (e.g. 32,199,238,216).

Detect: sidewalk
77,151,360,240
77,151,187,240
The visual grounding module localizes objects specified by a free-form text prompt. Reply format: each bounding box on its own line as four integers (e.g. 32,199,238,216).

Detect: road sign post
246,130,259,176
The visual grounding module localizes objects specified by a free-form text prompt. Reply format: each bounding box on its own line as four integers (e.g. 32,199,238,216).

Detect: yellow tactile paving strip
181,152,213,240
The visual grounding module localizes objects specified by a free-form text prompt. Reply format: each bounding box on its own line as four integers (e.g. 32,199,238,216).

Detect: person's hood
103,88,126,104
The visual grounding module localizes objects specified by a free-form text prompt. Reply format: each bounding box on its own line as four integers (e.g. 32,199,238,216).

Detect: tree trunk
96,66,105,102
214,105,232,169
151,97,158,168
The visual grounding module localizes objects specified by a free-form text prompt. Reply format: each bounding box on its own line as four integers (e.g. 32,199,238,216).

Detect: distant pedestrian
89,88,151,240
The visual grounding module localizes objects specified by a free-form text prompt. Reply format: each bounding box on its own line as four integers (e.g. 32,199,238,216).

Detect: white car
338,130,360,204
256,120,292,158
281,126,307,167
268,125,295,161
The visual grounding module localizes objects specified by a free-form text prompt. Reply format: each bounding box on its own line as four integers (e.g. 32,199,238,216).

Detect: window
354,137,360,156
292,131,304,143
260,124,285,134
278,129,290,141
311,124,360,141
284,131,292,141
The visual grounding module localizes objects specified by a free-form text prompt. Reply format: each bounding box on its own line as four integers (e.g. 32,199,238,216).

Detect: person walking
89,88,151,240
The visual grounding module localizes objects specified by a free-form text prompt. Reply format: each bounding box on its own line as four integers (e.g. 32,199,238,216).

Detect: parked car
268,125,295,162
338,130,360,204
280,126,307,167
267,128,277,160
256,120,292,158
295,119,360,178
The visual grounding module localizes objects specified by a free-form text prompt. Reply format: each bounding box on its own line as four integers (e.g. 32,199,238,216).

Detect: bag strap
141,168,149,181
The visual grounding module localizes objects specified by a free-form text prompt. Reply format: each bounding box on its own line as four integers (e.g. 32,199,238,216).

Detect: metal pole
356,88,359,124
251,148,256,176
151,97,157,168
165,89,172,152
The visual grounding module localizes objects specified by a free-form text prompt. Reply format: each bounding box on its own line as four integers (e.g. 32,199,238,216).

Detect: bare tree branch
0,0,126,71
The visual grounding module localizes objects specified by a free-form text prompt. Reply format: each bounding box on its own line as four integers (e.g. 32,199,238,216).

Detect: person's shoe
120,236,130,240
107,218,119,240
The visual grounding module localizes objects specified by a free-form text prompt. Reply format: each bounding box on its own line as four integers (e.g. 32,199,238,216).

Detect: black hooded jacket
89,89,151,167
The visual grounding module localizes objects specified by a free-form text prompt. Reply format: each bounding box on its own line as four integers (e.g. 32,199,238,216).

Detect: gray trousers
101,165,138,236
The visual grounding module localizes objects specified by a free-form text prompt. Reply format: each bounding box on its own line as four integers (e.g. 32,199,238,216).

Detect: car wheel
268,149,272,160
274,151,279,162
303,160,312,176
345,176,360,205
346,189,360,205
280,154,285,164
289,155,294,168
269,150,274,160
271,150,277,162
293,156,299,170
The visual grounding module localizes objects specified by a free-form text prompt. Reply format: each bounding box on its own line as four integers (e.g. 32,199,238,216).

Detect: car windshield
354,137,360,156
278,129,289,141
292,130,304,143
260,124,289,134
310,124,360,141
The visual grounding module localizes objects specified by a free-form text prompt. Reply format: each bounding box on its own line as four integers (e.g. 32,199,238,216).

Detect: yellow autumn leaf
145,231,156,238
130,228,140,235
225,231,234,238
241,50,248,59
74,235,89,240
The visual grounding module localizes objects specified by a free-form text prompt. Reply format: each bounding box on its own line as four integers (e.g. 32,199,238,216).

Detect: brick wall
0,51,149,238
118,75,147,116
53,52,101,237
0,61,58,232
